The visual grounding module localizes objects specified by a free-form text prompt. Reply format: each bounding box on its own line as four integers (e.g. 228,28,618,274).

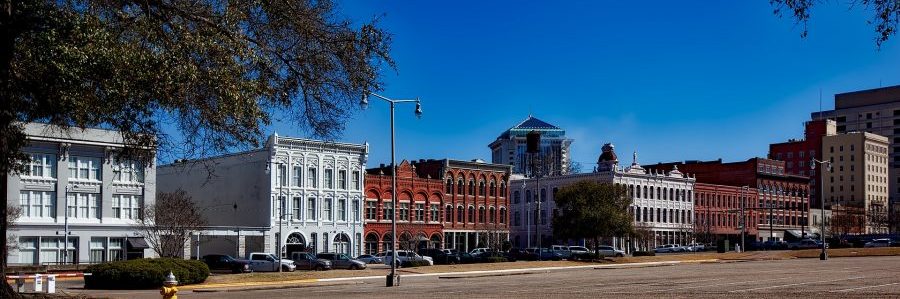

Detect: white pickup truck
246,252,296,272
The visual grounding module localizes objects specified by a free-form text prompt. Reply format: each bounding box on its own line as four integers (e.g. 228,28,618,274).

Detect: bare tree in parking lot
135,190,208,258
4,203,20,255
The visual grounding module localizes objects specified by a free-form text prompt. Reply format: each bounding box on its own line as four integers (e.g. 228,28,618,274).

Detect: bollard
47,275,56,293
34,274,43,293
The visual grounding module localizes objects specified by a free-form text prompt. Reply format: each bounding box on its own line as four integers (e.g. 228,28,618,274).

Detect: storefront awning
127,237,150,249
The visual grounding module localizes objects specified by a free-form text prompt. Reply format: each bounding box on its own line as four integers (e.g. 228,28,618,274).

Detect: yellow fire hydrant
160,271,178,299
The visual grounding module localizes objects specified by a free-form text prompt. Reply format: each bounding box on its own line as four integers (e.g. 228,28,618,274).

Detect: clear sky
270,1,900,169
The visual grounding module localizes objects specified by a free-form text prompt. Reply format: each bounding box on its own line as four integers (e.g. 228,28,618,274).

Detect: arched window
457,206,464,223
489,180,497,197
500,182,507,197
382,233,393,252
478,206,486,223
365,233,379,254
446,178,453,194
445,205,453,222
468,179,475,195
635,206,641,222
457,179,464,194
333,233,351,255
489,207,496,223
479,180,486,196
499,207,507,223
663,188,668,200
468,206,476,223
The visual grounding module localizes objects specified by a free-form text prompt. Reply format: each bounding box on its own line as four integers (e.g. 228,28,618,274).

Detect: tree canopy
552,180,633,253
770,0,900,47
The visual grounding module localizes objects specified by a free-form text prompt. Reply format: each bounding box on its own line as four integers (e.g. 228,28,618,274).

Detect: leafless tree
135,189,208,258
630,223,654,252
5,203,20,255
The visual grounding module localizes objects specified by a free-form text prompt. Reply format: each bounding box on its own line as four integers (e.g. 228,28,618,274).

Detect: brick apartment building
413,159,512,252
364,161,444,254
769,119,834,208
648,158,811,242
693,183,759,246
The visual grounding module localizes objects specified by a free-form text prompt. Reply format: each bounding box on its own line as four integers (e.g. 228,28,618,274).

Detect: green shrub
84,258,209,289
480,256,508,263
401,260,432,267
632,251,655,257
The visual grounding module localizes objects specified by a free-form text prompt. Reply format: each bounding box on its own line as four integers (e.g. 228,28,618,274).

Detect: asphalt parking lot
55,255,900,298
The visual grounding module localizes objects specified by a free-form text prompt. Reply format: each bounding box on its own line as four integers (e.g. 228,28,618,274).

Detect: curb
193,281,361,293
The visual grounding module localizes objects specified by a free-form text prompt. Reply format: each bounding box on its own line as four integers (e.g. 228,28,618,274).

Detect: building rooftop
834,84,900,109
495,115,566,140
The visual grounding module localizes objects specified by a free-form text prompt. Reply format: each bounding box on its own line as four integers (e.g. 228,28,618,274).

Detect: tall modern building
6,123,156,265
811,85,900,220
489,116,572,176
157,133,368,258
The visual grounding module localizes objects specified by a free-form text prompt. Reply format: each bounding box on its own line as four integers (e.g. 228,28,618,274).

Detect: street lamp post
361,92,422,287
740,186,748,252
810,158,831,260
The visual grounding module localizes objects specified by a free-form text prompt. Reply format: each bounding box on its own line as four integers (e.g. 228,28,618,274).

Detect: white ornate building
157,133,368,258
509,143,696,251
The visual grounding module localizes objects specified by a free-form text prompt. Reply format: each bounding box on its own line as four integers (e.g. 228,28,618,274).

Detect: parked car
864,238,894,248
247,252,296,272
522,248,562,261
355,254,383,264
469,248,492,257
316,252,367,270
551,245,573,259
290,252,332,271
568,246,590,256
762,240,789,250
418,248,460,265
788,239,822,250
452,250,478,263
596,245,626,257
685,243,706,252
654,244,676,253
201,254,252,273
383,250,434,266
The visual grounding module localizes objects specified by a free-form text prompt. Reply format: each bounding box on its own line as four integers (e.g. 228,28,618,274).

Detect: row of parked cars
654,243,706,253
202,244,635,274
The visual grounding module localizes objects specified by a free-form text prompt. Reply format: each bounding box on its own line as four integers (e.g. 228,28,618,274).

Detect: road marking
648,276,793,292
830,282,900,292
729,276,865,292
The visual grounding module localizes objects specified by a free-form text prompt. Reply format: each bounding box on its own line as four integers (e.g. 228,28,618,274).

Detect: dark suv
201,254,252,273
418,248,460,265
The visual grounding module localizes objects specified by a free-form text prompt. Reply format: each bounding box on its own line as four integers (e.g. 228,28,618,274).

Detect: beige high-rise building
822,132,890,233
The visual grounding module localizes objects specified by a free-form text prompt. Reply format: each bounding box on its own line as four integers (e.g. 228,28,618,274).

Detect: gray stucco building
6,123,156,266
157,133,368,259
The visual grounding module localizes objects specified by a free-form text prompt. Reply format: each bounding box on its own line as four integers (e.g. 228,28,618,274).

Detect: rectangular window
400,203,409,221
68,193,100,219
113,159,144,183
307,197,317,220
337,198,346,221
90,237,106,263
293,166,302,187
353,200,360,222
293,197,301,220
26,153,56,178
415,203,425,221
338,170,347,189
352,171,360,190
68,156,101,181
19,237,37,265
382,202,394,220
366,201,377,220
19,191,56,218
112,194,143,219
307,168,318,188
108,238,124,261
324,199,333,221
430,204,439,222
275,164,287,187
324,169,334,189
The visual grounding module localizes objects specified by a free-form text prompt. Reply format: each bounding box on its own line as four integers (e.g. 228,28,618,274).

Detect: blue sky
271,1,900,168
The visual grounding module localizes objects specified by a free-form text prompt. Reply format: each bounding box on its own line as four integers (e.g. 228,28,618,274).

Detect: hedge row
84,258,209,289
632,251,655,257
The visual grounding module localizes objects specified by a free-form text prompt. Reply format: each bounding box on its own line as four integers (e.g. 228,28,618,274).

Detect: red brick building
694,183,759,245
769,119,835,208
413,159,512,252
648,158,811,242
364,160,444,254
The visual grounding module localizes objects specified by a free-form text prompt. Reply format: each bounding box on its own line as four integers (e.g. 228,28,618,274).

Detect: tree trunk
1,0,22,296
